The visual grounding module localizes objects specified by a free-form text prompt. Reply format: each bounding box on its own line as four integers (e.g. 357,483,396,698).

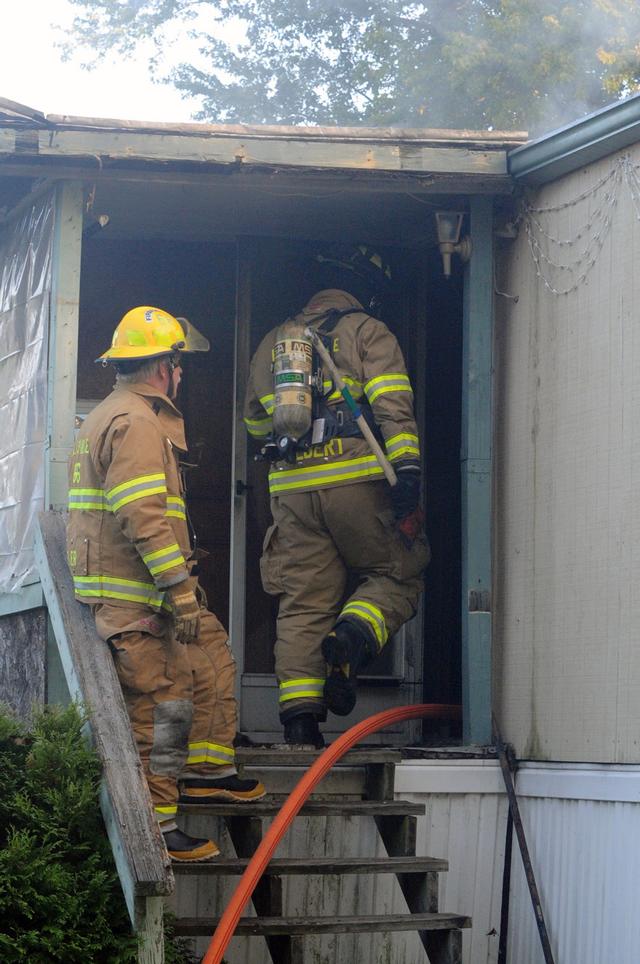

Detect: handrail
34,511,173,926
204,702,461,964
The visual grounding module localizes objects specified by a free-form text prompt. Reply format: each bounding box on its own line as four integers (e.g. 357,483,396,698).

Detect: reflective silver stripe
278,680,325,703
143,544,186,577
73,575,166,608
244,415,273,438
341,600,387,646
186,741,236,765
107,474,167,511
165,496,186,520
385,433,420,460
68,489,111,510
364,374,413,404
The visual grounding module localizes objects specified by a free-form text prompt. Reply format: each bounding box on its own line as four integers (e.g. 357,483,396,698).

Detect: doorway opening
76,196,465,745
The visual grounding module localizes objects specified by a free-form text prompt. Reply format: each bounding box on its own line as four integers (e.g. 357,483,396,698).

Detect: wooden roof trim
41,114,526,149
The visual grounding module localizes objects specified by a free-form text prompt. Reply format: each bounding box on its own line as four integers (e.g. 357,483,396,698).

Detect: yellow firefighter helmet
97,306,209,362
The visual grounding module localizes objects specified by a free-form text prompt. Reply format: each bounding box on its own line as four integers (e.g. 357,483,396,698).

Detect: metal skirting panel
398,763,509,964
174,761,509,964
170,761,640,963
507,792,640,964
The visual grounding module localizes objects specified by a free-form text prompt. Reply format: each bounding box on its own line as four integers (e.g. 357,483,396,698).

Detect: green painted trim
33,516,173,925
47,181,82,510
509,93,640,184
461,197,493,746
39,127,510,176
0,582,43,616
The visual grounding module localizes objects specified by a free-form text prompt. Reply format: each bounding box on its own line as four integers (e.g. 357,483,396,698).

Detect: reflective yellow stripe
186,741,235,765
68,487,111,511
155,805,178,816
244,415,273,438
385,432,420,461
269,455,384,493
165,496,186,520
142,543,186,576
322,376,363,402
341,600,387,646
73,574,168,609
279,678,325,703
107,473,167,511
364,373,413,404
280,678,326,688
259,392,275,415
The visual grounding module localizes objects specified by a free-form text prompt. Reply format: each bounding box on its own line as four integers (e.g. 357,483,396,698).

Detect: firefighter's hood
302,289,364,319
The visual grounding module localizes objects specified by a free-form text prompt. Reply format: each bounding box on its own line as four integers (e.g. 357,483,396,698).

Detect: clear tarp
0,193,54,593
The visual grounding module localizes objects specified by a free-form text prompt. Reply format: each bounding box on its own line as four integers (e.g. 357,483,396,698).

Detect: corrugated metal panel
410,790,508,964
507,794,640,964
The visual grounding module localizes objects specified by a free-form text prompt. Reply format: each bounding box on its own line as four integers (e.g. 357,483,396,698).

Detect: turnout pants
93,591,237,828
260,480,430,721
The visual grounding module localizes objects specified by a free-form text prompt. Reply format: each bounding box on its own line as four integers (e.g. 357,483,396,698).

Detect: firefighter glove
167,584,200,644
390,465,421,521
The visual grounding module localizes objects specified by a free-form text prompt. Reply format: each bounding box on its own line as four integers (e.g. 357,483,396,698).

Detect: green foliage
0,703,137,962
0,704,192,964
61,0,640,133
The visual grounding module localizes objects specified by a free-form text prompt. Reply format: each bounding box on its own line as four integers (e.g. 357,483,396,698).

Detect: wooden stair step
236,747,401,767
174,911,471,937
172,855,448,876
179,799,425,817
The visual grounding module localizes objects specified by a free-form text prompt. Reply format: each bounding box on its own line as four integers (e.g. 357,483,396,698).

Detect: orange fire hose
203,702,461,964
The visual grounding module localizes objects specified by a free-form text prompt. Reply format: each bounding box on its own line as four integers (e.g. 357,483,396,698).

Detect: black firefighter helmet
315,245,392,315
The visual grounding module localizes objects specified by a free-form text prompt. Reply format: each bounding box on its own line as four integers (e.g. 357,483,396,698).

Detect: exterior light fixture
82,213,110,240
435,211,472,278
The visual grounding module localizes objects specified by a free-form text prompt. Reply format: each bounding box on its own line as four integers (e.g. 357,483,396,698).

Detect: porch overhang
0,103,524,197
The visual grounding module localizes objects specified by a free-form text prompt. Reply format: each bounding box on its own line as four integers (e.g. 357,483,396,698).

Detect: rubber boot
179,774,266,803
283,713,325,749
162,827,220,862
322,621,376,716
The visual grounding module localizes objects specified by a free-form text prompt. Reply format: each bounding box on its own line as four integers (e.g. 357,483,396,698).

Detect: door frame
229,238,428,744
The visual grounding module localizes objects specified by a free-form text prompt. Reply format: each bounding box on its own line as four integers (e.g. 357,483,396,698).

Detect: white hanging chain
520,154,640,296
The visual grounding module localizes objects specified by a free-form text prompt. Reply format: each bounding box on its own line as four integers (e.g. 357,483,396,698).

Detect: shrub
0,703,194,963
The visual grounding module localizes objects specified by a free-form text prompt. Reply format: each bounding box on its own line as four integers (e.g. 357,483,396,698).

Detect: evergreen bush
0,703,197,963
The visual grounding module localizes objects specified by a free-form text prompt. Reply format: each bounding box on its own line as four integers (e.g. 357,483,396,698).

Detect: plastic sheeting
0,193,54,593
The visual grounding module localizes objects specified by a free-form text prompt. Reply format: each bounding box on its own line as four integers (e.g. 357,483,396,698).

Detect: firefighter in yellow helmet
243,249,430,748
67,306,265,863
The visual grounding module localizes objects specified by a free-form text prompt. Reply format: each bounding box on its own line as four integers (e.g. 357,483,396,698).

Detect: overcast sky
1,0,200,122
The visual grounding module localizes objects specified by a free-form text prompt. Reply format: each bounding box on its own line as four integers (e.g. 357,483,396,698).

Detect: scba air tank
272,321,313,442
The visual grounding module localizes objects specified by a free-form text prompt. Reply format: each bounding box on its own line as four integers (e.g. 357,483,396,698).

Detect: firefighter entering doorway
68,306,266,862
243,251,430,748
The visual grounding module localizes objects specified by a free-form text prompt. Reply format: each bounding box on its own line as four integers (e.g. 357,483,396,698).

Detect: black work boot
162,827,220,862
283,713,325,749
322,621,376,716
179,774,267,803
